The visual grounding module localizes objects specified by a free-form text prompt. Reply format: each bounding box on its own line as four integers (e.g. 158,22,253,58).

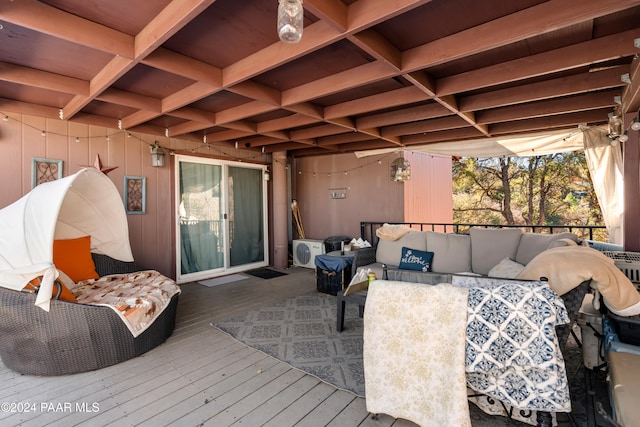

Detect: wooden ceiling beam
258,114,319,133
141,48,222,86
349,29,402,69
168,107,215,123
282,61,397,106
224,20,342,86
622,55,640,114
134,0,216,58
0,98,60,120
489,108,609,135
215,101,279,126
0,1,134,57
97,88,162,112
460,66,628,112
291,124,352,140
205,129,254,143
403,0,640,71
438,29,640,96
62,0,216,119
316,132,376,146
0,62,89,96
325,86,430,120
401,127,484,146
356,103,451,129
304,0,349,31
477,89,619,124
347,0,432,32
382,115,471,137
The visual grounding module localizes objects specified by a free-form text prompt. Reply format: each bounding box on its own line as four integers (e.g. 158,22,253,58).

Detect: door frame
174,154,269,284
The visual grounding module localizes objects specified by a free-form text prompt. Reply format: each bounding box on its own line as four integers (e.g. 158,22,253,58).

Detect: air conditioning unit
293,239,325,268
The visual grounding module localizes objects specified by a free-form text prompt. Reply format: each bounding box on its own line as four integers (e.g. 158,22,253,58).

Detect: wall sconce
278,0,303,43
150,141,165,167
390,158,411,182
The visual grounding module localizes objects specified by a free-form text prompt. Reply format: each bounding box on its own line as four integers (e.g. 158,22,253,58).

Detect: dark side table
314,251,354,295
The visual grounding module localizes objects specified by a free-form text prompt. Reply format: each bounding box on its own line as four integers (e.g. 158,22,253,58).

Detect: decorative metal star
86,154,118,175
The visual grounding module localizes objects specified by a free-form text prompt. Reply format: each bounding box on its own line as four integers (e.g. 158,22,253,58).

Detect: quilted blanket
73,270,181,337
364,281,471,427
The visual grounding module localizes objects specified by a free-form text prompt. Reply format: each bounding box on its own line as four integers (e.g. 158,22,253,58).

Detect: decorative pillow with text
398,247,434,272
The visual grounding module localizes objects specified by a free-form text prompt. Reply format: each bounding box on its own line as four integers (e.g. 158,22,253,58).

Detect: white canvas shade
0,168,133,311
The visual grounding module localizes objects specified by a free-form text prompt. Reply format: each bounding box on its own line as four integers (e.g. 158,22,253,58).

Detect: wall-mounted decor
32,158,63,188
328,187,348,199
124,176,146,214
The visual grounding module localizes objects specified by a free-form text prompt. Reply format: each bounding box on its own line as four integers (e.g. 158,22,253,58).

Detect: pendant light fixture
278,0,304,43
390,158,411,182
150,141,165,167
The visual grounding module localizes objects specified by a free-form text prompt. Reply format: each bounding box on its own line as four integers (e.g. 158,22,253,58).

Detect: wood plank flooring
0,267,412,427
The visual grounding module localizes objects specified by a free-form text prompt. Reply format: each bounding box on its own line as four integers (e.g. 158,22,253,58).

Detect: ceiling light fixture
277,0,303,43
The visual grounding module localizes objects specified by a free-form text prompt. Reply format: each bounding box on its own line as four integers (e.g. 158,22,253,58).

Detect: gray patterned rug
215,293,366,395
215,292,604,426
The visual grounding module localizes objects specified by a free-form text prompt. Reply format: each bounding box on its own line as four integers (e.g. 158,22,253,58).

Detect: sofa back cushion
425,231,472,273
515,232,580,265
469,227,523,275
376,231,427,267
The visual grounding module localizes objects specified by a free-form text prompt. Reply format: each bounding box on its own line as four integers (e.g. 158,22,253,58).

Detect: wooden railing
360,222,608,247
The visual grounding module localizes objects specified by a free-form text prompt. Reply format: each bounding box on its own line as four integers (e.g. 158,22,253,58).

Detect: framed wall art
124,176,146,214
32,158,63,188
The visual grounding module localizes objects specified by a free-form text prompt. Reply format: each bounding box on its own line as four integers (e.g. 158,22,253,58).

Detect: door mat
198,274,249,287
245,268,288,279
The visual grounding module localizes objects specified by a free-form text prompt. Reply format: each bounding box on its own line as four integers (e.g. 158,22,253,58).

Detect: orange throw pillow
24,277,77,303
53,236,100,282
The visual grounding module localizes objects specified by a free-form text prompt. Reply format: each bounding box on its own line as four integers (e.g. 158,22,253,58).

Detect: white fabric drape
355,128,585,158
582,127,624,244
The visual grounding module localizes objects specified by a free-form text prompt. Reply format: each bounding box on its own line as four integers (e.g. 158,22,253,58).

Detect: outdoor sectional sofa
346,226,589,344
0,253,179,376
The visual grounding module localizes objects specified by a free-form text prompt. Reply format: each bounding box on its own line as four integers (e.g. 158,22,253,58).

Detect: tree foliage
453,152,604,237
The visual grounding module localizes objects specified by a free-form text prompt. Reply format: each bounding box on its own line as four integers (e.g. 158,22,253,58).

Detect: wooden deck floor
0,267,417,427
0,267,606,427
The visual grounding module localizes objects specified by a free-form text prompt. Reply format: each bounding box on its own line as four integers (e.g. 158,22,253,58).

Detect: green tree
453,152,603,236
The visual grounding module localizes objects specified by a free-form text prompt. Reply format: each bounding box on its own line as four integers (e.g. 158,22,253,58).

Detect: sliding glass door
176,155,268,283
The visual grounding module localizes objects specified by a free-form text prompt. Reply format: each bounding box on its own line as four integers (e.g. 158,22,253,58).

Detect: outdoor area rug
244,267,288,279
214,292,598,426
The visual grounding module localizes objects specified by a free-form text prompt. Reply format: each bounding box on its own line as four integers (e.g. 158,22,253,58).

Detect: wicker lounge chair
0,254,178,376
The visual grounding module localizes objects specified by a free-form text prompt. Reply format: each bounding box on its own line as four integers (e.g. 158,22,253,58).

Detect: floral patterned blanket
73,270,181,337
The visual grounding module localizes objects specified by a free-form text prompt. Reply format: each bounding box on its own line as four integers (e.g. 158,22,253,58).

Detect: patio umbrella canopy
0,167,133,311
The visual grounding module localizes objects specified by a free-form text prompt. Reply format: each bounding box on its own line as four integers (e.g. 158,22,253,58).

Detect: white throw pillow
488,257,525,279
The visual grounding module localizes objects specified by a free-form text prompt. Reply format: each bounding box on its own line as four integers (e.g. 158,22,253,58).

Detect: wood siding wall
1,113,453,278
293,152,453,241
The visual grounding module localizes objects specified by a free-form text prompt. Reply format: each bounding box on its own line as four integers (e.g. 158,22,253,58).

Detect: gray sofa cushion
387,269,452,284
375,231,427,267
425,231,471,273
515,232,579,265
469,227,523,275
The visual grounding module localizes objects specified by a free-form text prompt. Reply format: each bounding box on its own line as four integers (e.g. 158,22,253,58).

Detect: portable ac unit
293,239,325,268
603,251,640,290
